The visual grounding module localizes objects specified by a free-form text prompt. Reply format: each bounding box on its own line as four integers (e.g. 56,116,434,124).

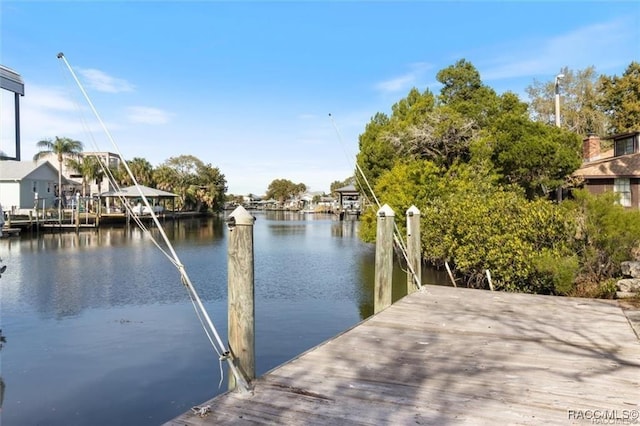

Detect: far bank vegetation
356,60,640,298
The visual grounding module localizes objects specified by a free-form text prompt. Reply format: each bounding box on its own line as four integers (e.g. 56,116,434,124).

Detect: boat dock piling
226,207,257,391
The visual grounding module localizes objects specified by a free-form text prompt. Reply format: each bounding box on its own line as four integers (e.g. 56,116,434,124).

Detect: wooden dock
165,285,640,425
1,227,21,237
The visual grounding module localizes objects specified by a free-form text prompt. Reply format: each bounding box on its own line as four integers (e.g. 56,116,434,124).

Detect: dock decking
165,285,640,425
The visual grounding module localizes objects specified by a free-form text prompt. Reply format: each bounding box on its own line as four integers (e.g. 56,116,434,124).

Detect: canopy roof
101,185,177,198
335,184,359,195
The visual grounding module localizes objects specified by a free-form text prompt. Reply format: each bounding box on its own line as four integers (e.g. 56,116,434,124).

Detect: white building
0,160,60,213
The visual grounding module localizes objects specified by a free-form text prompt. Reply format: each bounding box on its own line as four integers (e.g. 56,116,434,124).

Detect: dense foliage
598,61,640,134
153,155,227,212
265,179,306,202
33,139,228,213
66,156,105,196
356,59,640,296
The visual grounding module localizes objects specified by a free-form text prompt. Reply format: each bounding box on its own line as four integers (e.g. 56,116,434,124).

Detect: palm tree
127,157,155,187
33,137,84,221
67,156,104,211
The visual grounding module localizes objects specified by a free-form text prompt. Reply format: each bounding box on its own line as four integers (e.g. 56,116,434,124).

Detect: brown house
572,131,640,208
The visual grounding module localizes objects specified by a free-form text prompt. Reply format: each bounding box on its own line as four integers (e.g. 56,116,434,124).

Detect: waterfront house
35,151,122,196
0,160,61,213
572,131,640,208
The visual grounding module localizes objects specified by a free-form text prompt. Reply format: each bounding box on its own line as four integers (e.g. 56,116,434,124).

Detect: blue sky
1,1,638,195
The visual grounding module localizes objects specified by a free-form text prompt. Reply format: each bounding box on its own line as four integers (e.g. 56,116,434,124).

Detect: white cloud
374,62,432,94
77,68,135,93
126,106,172,125
0,82,130,160
481,17,635,81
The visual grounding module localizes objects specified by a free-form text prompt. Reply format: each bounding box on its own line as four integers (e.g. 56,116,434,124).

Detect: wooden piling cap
377,204,395,217
406,205,420,216
228,205,256,225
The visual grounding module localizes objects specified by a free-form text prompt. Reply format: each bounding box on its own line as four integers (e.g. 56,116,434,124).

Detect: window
614,136,636,156
614,178,631,207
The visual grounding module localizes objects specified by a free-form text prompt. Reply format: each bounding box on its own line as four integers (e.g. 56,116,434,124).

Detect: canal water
0,211,449,425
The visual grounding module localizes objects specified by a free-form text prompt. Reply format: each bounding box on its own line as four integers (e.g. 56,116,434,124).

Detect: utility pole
554,73,565,127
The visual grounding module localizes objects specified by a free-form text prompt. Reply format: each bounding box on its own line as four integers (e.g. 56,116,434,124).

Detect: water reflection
1,214,450,426
2,219,228,321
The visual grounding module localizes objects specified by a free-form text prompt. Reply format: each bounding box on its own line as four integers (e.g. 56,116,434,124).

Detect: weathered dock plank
165,285,640,425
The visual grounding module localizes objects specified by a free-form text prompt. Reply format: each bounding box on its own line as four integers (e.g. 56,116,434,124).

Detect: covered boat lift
100,185,178,215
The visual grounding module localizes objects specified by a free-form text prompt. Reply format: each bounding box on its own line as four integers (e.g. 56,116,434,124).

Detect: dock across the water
165,285,640,425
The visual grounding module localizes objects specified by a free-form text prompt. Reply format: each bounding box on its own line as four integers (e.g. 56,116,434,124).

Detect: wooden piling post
374,204,395,314
406,205,421,294
227,206,256,391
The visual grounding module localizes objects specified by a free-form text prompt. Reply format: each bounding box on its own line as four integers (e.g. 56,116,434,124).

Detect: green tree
355,89,437,196
357,159,443,243
193,162,227,212
126,157,155,187
436,59,500,128
112,157,154,188
356,60,505,194
265,179,306,202
355,112,395,196
33,136,83,216
385,106,478,168
598,61,640,134
66,155,104,198
153,165,181,204
388,87,436,129
419,169,577,293
153,155,226,212
489,114,583,198
570,189,640,282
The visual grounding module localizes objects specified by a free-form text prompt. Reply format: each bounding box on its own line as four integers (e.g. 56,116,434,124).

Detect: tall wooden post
374,204,395,314
227,206,255,391
406,205,421,294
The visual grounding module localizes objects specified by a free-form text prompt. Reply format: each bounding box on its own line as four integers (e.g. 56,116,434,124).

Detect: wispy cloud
374,62,433,94
126,106,172,125
77,68,135,93
23,85,77,111
481,17,635,81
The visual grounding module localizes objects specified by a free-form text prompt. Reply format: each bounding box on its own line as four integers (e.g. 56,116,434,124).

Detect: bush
569,190,640,282
532,251,579,295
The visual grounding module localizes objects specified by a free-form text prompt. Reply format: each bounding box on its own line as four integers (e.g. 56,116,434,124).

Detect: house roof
573,152,640,179
0,160,63,181
100,185,177,198
335,184,359,194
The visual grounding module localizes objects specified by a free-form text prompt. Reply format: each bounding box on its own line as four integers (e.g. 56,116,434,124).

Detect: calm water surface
0,211,448,425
